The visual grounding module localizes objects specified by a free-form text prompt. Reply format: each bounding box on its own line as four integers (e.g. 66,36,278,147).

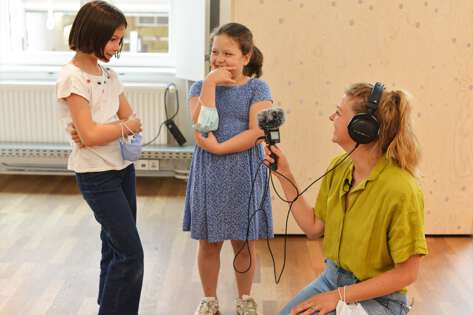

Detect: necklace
96,65,110,85
72,58,110,85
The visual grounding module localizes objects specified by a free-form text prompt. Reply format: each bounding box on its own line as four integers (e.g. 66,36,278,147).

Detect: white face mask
336,301,368,315
336,286,368,315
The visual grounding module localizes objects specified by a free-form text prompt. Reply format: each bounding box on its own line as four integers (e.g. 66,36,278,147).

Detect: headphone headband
367,82,384,115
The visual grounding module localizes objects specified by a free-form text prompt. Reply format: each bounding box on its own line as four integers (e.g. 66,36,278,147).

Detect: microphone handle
270,151,278,171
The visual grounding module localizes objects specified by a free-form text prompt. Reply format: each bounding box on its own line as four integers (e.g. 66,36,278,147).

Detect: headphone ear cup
348,113,379,144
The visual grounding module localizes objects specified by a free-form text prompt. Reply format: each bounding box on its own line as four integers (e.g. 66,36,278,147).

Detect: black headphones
347,82,384,144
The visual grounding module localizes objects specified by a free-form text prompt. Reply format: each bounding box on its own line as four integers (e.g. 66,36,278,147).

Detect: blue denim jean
279,259,410,315
76,164,144,315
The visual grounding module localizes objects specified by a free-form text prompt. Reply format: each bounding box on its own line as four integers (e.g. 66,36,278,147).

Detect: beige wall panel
232,0,473,234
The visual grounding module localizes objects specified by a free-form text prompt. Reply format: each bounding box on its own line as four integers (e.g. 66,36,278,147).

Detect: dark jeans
76,164,144,315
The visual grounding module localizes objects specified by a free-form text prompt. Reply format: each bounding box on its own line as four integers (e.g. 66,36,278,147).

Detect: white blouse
56,63,132,173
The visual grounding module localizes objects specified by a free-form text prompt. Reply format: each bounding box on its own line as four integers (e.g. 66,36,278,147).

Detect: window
1,0,172,67
122,13,169,53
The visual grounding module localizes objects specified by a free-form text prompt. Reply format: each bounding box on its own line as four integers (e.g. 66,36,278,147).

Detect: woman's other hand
290,290,339,315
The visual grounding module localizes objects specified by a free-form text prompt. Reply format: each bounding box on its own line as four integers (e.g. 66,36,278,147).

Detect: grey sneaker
194,297,220,315
236,295,258,315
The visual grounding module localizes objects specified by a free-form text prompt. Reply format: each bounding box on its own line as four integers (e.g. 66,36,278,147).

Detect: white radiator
0,81,194,177
0,82,167,145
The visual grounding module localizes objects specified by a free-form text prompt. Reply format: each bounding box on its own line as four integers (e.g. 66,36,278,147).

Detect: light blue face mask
119,123,142,161
119,133,142,161
193,105,219,133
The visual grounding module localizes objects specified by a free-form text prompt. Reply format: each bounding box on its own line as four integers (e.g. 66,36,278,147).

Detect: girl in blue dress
183,23,273,315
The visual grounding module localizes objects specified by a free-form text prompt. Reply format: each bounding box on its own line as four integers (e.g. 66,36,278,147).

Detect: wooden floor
0,175,471,315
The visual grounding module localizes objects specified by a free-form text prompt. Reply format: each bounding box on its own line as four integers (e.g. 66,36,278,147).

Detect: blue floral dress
183,79,274,242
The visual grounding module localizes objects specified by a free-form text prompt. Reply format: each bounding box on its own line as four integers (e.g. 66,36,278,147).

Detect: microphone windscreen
257,107,285,130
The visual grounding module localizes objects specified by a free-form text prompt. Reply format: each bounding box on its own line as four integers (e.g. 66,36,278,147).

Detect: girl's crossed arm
67,93,141,147
117,93,135,121
195,100,271,155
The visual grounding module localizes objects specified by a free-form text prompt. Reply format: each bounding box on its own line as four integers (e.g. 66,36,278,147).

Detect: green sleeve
388,187,428,264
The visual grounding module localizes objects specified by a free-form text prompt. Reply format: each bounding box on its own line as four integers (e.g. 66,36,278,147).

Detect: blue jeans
279,259,410,315
76,165,144,315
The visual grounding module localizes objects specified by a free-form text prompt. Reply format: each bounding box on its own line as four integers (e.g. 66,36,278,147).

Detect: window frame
0,0,175,68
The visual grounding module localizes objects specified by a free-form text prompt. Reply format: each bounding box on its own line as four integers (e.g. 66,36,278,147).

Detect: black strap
367,82,384,114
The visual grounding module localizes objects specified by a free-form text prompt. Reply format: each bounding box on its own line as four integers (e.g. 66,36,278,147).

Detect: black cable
141,121,165,147
265,143,359,283
164,82,179,121
232,158,300,282
232,142,359,284
232,158,270,274
142,82,178,147
292,143,359,198
231,139,300,282
232,137,275,274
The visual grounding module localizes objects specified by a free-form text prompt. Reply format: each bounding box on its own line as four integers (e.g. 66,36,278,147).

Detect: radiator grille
0,82,168,145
